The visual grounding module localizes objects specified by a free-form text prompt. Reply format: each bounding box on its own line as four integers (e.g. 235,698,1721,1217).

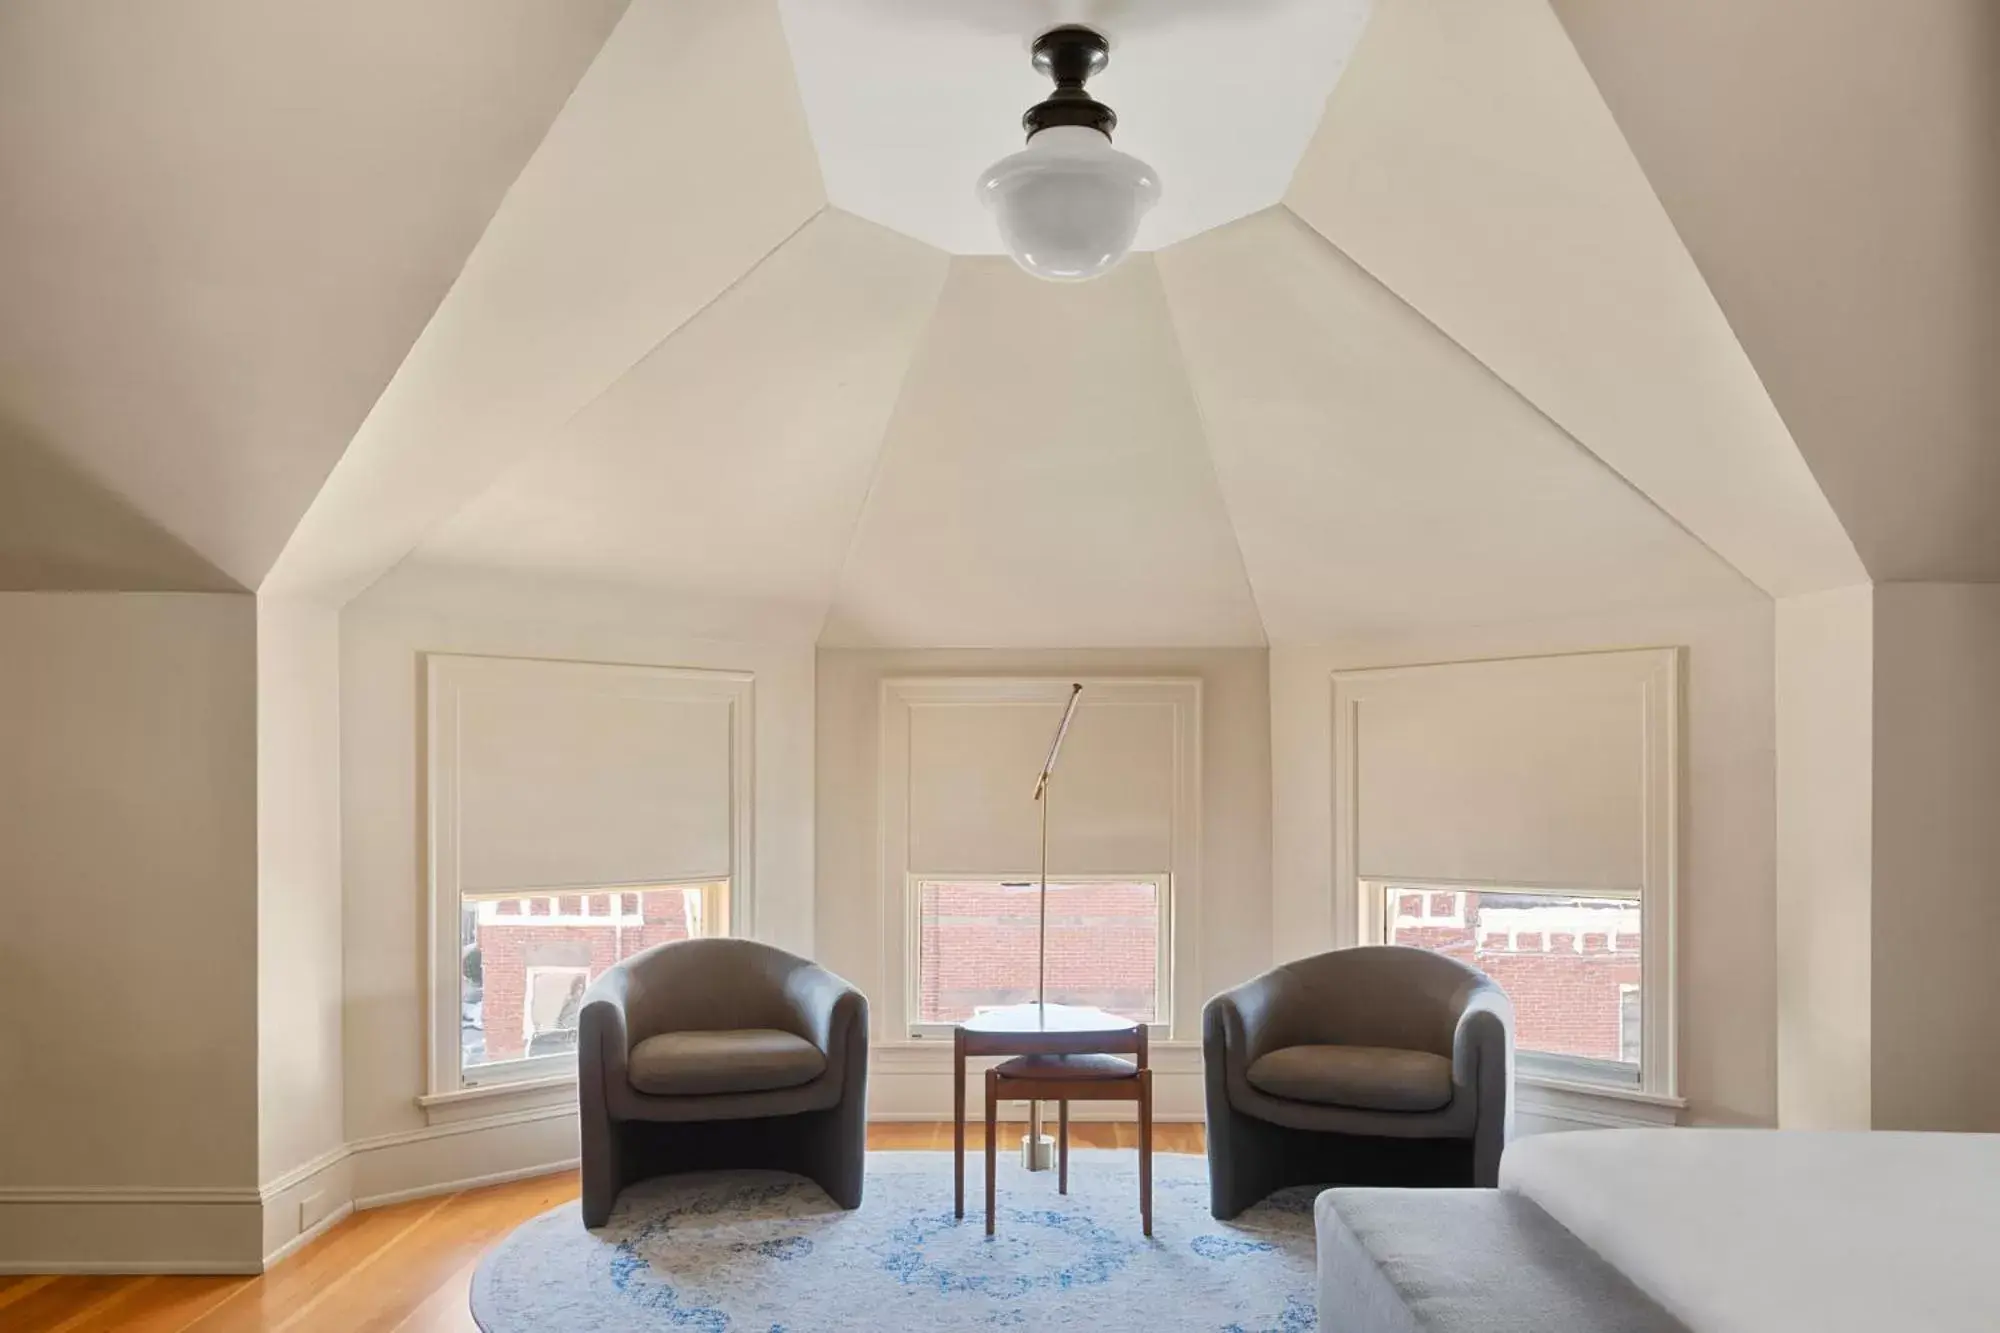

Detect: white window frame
904,873,1174,1040
878,676,1202,1044
426,654,753,1096
1334,648,1680,1102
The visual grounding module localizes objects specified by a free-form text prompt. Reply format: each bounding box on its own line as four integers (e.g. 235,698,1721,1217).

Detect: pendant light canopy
977,27,1160,282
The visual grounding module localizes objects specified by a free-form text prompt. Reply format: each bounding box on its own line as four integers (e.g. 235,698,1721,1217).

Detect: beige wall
339,569,815,1146
0,592,261,1268
1270,598,1778,1126
1871,583,2000,1132
255,596,348,1258
1774,586,1874,1129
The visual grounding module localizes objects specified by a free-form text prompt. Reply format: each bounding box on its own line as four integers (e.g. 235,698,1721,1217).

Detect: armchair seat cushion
1247,1044,1453,1112
994,1053,1139,1081
628,1028,826,1097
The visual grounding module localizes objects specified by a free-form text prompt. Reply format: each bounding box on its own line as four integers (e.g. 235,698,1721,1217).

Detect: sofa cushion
1247,1044,1452,1112
628,1028,825,1097
1316,1189,1688,1332
993,1053,1139,1081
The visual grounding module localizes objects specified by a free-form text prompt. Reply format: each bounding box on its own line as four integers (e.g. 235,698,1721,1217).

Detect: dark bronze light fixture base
1023,26,1118,140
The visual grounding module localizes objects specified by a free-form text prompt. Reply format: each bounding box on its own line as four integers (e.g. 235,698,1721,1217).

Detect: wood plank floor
8,1121,1205,1332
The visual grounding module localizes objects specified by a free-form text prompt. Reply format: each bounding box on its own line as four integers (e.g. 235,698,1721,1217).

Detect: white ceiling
11,0,1932,646
776,0,1373,254
0,0,626,589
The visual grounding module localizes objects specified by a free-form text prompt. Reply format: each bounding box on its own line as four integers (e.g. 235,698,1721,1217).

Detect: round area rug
471,1150,1318,1331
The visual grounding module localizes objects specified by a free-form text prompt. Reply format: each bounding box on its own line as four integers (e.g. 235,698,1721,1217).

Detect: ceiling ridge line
811,246,956,649
1151,246,1274,649
358,203,836,611
1273,204,1766,601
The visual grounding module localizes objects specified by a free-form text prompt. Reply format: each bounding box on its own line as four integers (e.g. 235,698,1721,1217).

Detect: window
460,883,729,1075
910,877,1168,1031
1378,883,1642,1086
427,654,752,1099
1334,649,1678,1102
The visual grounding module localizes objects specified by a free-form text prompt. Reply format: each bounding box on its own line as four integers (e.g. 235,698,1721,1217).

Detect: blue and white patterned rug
471,1151,1317,1331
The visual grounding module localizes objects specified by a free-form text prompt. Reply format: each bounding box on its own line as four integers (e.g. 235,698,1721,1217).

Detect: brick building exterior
466,889,701,1066
1386,888,1641,1065
917,880,1161,1024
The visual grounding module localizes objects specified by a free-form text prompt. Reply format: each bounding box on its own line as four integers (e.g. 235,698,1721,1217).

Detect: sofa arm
579,966,635,1101
1204,967,1301,1080
781,963,867,1058
1450,979,1515,1185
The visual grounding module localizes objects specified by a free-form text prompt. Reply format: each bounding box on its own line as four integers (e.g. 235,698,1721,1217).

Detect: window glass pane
916,879,1160,1025
1383,886,1640,1075
461,882,726,1075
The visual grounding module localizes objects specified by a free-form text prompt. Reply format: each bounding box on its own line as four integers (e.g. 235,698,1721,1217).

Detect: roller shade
1340,652,1671,890
906,698,1175,875
435,657,743,897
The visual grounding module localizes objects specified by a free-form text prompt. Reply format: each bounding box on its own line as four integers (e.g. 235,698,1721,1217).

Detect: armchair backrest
1270,946,1492,1058
597,937,816,1045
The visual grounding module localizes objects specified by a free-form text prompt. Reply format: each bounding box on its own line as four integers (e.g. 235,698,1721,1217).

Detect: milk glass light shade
977,126,1161,282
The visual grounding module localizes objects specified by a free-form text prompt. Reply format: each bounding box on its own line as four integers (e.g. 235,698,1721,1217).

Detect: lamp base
1020,1133,1055,1171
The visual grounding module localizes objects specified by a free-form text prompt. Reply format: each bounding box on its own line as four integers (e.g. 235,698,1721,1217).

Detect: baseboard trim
259,1143,351,1203
354,1157,579,1211
0,1185,259,1205
261,1200,354,1268
0,1258,264,1276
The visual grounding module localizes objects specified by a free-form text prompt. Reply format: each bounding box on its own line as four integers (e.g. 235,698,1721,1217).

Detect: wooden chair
984,1026,1152,1236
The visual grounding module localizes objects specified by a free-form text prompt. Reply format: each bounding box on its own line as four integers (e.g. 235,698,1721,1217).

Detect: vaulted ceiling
5,0,1982,643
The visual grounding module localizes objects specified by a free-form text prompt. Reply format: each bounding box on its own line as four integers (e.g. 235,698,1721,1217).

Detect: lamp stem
1038,777,1049,1007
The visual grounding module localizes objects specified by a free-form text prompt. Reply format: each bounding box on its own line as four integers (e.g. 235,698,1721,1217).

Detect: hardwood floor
8,1121,1205,1332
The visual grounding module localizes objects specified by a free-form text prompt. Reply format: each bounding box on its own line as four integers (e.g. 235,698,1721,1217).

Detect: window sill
1517,1073,1684,1130
417,1074,578,1126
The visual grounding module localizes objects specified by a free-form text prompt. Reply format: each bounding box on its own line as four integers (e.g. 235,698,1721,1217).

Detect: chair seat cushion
1247,1044,1453,1112
993,1053,1139,1081
628,1028,826,1097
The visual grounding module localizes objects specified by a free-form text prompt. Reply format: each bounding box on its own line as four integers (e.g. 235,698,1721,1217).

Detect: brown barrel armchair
577,938,868,1227
1203,945,1513,1218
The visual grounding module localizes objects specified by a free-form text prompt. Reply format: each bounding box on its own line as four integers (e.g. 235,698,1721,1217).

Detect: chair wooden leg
984,1068,998,1236
1058,1099,1069,1195
1138,1070,1154,1238
953,1031,966,1220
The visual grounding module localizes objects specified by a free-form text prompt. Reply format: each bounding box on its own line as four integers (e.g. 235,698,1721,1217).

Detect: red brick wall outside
1387,889,1641,1064
918,881,1160,1023
470,889,695,1065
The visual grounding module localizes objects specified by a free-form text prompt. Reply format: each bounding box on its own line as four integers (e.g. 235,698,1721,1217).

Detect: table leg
984,1068,999,1236
964,1024,972,1216
1058,1100,1069,1195
1138,1069,1154,1238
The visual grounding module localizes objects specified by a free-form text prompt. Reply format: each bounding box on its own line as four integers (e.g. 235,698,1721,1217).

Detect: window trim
877,675,1202,1043
1333,648,1680,1101
426,653,753,1098
903,873,1174,1040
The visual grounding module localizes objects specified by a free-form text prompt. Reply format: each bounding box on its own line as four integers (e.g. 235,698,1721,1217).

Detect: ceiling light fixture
976,26,1160,283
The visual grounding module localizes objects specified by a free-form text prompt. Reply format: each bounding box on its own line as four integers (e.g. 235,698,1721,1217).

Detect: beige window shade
906,699,1175,875
445,665,740,896
1340,653,1671,890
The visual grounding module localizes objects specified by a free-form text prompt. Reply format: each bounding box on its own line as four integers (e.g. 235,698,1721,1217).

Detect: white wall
1775,586,1873,1129
255,596,349,1260
1270,598,1778,1127
338,566,816,1190
816,647,1272,1118
0,593,262,1271
1871,583,2000,1132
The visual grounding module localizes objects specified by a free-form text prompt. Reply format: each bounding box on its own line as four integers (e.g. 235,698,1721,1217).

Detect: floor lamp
1024,682,1083,1169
